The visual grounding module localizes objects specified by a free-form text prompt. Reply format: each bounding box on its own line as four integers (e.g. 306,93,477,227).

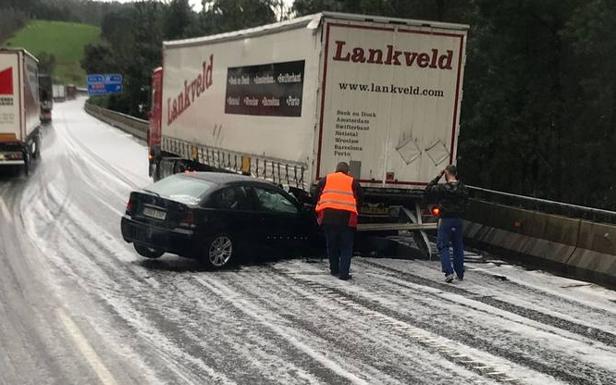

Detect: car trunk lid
128,191,194,229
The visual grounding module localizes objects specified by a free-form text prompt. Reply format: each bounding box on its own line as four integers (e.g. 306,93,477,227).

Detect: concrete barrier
567,221,616,281
464,199,615,287
84,103,148,140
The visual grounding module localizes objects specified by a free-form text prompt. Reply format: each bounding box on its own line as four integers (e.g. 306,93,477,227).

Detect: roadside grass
4,20,100,85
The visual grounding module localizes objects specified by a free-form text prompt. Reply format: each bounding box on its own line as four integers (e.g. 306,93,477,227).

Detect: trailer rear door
316,19,467,188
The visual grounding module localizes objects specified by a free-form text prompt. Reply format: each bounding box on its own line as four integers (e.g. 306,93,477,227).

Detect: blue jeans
323,224,354,277
437,217,464,278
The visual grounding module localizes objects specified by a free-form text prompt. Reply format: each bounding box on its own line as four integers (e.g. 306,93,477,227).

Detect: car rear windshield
145,174,215,205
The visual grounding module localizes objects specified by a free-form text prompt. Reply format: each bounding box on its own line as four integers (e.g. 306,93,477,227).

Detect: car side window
254,188,299,215
211,186,251,210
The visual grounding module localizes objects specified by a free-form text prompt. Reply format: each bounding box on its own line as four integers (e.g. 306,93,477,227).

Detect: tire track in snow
22,174,341,384
55,104,146,190
410,260,616,332
357,259,616,349
193,274,380,385
20,184,239,385
15,108,238,385
301,261,615,385
260,261,615,385
201,270,505,385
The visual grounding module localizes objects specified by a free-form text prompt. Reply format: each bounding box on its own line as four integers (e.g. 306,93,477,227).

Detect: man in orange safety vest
315,162,363,280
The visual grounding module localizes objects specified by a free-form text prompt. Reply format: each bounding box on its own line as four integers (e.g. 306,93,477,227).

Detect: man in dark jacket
425,165,468,283
315,162,363,280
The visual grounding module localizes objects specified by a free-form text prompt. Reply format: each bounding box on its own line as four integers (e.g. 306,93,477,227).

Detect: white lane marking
0,197,12,224
57,309,120,385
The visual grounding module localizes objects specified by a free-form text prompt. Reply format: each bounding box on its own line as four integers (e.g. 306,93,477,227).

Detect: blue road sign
87,73,123,96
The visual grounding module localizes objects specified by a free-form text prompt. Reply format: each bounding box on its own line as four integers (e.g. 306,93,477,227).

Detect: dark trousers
323,224,354,277
437,217,465,278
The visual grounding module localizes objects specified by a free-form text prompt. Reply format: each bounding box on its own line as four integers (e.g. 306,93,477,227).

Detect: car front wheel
134,243,164,259
204,234,234,269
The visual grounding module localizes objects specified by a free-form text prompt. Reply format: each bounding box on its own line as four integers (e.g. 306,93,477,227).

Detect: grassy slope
4,20,100,85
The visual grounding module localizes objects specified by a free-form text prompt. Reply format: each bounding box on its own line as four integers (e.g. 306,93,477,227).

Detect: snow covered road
1,99,615,385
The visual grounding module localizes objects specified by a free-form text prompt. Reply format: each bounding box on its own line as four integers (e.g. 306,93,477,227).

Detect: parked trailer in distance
52,84,66,102
148,13,469,255
38,73,53,123
66,84,77,100
0,48,42,175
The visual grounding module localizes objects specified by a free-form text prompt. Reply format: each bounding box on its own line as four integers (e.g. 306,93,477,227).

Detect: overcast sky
98,0,294,13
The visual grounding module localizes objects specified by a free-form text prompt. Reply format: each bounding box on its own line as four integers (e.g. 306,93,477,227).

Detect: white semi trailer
147,12,469,255
0,48,41,175
52,84,66,102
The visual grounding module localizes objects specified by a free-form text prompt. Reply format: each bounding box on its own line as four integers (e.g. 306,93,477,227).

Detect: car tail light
179,210,195,228
431,206,441,217
126,198,135,215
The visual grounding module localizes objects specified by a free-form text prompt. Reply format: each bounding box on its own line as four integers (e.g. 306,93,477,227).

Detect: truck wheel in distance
23,151,30,176
152,161,161,182
134,244,164,259
204,234,235,269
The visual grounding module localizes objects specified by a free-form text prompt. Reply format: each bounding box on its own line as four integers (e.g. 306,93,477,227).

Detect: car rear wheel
134,244,164,259
204,234,234,269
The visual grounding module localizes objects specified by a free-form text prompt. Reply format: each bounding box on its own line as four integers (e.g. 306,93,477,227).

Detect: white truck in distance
148,12,469,255
52,84,66,102
0,48,41,175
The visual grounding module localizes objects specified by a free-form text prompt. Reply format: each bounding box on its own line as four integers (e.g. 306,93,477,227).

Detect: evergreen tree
164,0,195,40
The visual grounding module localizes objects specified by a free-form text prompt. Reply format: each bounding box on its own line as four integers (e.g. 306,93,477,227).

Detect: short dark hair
445,164,458,177
336,162,350,174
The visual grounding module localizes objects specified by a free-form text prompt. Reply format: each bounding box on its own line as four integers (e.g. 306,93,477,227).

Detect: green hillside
4,20,100,85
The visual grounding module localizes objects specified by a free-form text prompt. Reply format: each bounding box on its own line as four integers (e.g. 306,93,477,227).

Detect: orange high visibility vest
316,172,358,214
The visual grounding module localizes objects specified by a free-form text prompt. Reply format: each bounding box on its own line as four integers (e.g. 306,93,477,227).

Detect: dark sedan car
121,172,321,269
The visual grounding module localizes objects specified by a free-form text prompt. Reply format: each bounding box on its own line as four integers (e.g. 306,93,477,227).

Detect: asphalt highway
1,99,615,385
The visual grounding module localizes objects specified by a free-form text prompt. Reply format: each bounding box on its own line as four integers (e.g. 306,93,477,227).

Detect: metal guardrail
84,102,148,140
468,185,616,225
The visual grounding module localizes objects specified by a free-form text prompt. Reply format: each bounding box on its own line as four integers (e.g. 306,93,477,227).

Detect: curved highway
1,99,615,385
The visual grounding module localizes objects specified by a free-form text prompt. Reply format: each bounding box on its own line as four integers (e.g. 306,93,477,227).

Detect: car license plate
143,207,166,220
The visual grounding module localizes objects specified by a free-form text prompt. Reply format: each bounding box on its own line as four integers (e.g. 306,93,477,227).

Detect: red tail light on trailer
431,206,441,217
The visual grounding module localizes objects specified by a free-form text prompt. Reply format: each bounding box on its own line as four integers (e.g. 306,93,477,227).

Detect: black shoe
330,271,339,277
456,274,464,281
339,274,352,281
